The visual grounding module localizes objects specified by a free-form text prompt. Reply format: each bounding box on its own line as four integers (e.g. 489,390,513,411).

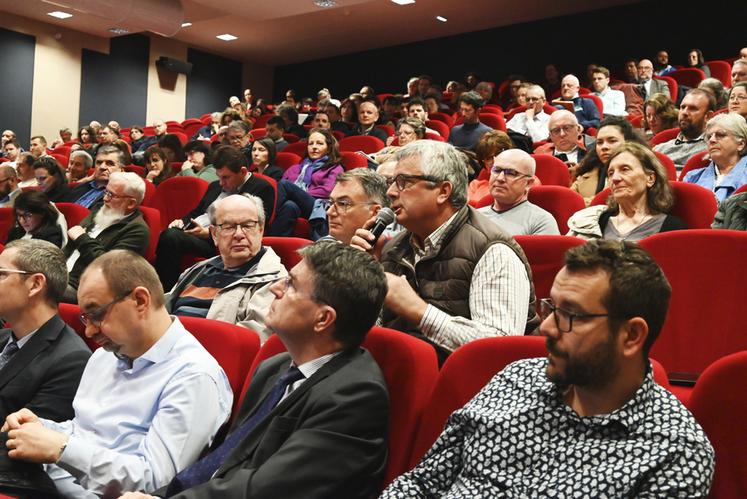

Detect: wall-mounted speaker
156,56,193,75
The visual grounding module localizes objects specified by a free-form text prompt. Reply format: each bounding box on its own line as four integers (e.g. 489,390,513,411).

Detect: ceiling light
109,27,130,35
436,15,448,22
313,0,338,7
47,11,73,19
216,33,238,41
181,22,192,28
391,0,416,4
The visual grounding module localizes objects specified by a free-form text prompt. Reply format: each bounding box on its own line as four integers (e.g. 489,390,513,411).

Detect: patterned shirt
654,133,707,173
382,358,714,498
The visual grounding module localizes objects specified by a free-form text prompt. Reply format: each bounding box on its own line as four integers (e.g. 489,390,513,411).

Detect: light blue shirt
683,156,747,203
42,317,233,498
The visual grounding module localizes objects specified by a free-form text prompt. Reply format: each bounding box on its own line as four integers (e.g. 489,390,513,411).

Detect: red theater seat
531,154,572,187
149,176,209,228
261,236,311,269
514,235,586,304
650,127,679,146
527,185,586,234
339,135,386,154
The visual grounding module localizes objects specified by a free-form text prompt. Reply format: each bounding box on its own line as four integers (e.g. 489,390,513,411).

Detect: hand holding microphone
350,207,396,259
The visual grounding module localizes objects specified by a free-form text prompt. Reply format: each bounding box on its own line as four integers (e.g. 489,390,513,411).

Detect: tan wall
146,36,188,125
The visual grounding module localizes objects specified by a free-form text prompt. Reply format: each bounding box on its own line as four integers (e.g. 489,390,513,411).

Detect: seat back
455,113,506,131
55,203,90,228
428,112,454,128
688,351,747,498
583,94,604,118
150,176,210,228
425,120,450,139
527,185,586,234
653,75,678,101
679,150,709,181
275,152,302,171
650,127,680,146
339,135,386,154
706,60,732,87
669,68,707,88
139,206,161,263
340,151,369,170
250,127,266,139
639,230,747,377
58,303,98,351
514,235,586,304
653,151,678,181
261,237,311,269
408,336,546,468
0,207,13,243
282,141,308,157
531,154,571,187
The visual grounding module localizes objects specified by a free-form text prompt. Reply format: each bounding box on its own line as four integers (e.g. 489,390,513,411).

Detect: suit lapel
0,316,63,390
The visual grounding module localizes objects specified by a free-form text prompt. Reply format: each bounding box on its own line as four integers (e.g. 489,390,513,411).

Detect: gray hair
335,169,390,207
96,144,126,167
109,171,145,204
706,113,747,156
70,150,93,168
5,239,67,305
475,81,493,99
207,193,266,227
394,141,468,208
527,84,546,99
396,117,426,138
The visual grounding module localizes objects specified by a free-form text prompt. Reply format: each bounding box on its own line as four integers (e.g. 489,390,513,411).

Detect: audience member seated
0,130,16,153
155,146,275,290
375,117,425,162
28,135,48,159
728,82,747,120
382,239,714,497
591,66,627,116
683,113,747,202
16,152,37,189
405,98,438,136
477,149,559,236
63,171,150,302
309,109,331,130
643,93,678,139
340,98,359,133
121,242,389,498
276,104,307,139
77,127,96,152
4,250,232,497
7,191,66,248
506,84,551,142
64,144,124,209
553,74,600,130
158,134,186,163
265,116,289,152
191,112,221,141
468,130,515,202
449,91,493,151
2,140,20,167
0,165,21,208
322,102,353,136
654,88,716,173
324,168,389,245
33,156,69,203
733,58,747,84
166,194,285,340
66,150,93,183
352,141,537,364
534,110,590,167
179,140,218,182
637,59,671,99
685,48,711,77
144,146,175,186
654,49,676,76
354,100,389,142
474,81,494,106
572,116,647,206
248,137,283,182
712,185,747,230
568,142,686,241
129,126,158,164
0,239,90,425
698,78,728,110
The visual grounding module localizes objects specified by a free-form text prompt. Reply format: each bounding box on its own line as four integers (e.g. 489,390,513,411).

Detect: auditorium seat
275,151,302,170
241,326,439,487
149,176,209,228
527,185,586,234
252,114,273,129
653,76,678,102
139,206,161,263
283,133,300,144
590,181,717,229
653,151,678,181
0,208,13,243
428,112,455,128
282,141,308,157
170,131,188,146
514,235,586,305
688,351,747,498
124,165,146,177
250,127,266,139
340,136,386,154
583,93,604,118
261,236,311,269
58,302,97,351
679,150,709,181
340,150,369,170
705,60,733,87
650,127,679,146
504,103,557,122
531,154,571,187
55,203,90,228
669,68,707,88
141,178,156,207
181,118,205,139
376,124,395,137
425,119,450,139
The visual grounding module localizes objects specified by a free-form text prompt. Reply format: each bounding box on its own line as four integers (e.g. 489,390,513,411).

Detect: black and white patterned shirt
382,358,714,498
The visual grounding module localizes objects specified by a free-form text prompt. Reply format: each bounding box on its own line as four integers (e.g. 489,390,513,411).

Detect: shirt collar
409,211,459,258
118,316,185,373
292,351,340,381
674,133,705,145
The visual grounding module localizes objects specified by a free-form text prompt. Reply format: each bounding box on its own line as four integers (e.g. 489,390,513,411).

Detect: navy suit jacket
164,348,389,499
0,315,90,422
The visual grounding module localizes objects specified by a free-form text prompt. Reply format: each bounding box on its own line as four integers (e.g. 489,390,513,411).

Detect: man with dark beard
382,239,714,498
62,171,150,303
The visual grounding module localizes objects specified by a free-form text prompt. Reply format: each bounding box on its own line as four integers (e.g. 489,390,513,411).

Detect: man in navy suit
554,74,601,131
0,240,90,423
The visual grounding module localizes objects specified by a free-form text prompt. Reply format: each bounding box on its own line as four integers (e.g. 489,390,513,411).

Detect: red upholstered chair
504,104,557,122
141,179,156,207
669,68,707,88
376,125,395,137
425,120,450,139
240,326,439,487
181,118,205,139
679,150,709,181
650,127,679,146
179,316,261,413
58,303,98,351
252,173,277,225
261,237,311,269
124,165,146,178
590,181,717,229
50,154,68,168
139,206,161,263
734,182,747,196
0,208,14,243
275,152,302,171
339,136,386,154
482,104,503,116
55,203,90,228
252,114,274,129
149,176,209,228
408,336,547,468
653,76,678,102
469,193,492,209
292,218,311,239
250,127,266,139
639,230,747,398
531,154,571,187
282,141,308,157
527,185,586,234
428,112,455,128
583,94,604,118
340,151,369,170
283,133,300,144
514,235,586,304
653,151,678,181
688,351,747,498
706,60,732,87
170,132,189,146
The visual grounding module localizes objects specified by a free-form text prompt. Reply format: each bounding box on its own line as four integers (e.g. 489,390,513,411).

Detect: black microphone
369,207,395,246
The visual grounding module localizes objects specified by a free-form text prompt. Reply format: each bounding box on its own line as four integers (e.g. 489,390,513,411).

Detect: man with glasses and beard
382,239,714,497
3,250,232,498
0,165,20,208
62,171,150,303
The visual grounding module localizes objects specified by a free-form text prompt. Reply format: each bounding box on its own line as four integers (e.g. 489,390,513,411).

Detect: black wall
274,0,742,100
186,48,243,119
0,27,35,147
80,34,150,128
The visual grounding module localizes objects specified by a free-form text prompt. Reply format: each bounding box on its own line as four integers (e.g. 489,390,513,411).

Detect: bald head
547,110,582,152
0,165,18,197
638,59,654,82
560,74,580,100
733,59,747,84
490,148,536,209
495,149,536,176
740,48,747,60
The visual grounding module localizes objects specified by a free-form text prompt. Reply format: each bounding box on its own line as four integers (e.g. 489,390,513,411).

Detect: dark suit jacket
182,176,276,229
0,315,90,422
6,223,64,248
164,348,389,499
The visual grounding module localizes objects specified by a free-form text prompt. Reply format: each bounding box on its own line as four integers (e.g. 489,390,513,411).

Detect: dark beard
545,335,620,391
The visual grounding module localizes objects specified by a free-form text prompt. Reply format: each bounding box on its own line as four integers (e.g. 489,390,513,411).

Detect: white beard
93,205,128,230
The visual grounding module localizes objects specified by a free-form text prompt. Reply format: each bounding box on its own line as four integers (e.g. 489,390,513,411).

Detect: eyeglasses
323,198,376,213
491,166,531,179
386,174,440,191
79,290,133,327
103,190,134,200
550,125,578,136
526,97,544,103
35,176,48,183
539,298,610,333
213,220,260,236
729,94,747,102
705,130,732,142
0,268,30,280
227,134,246,144
15,211,36,220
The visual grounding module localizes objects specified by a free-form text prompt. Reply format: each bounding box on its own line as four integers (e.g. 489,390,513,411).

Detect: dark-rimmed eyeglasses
323,198,376,213
103,189,135,200
491,166,531,180
214,220,260,236
539,298,610,333
386,174,440,191
79,290,134,327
